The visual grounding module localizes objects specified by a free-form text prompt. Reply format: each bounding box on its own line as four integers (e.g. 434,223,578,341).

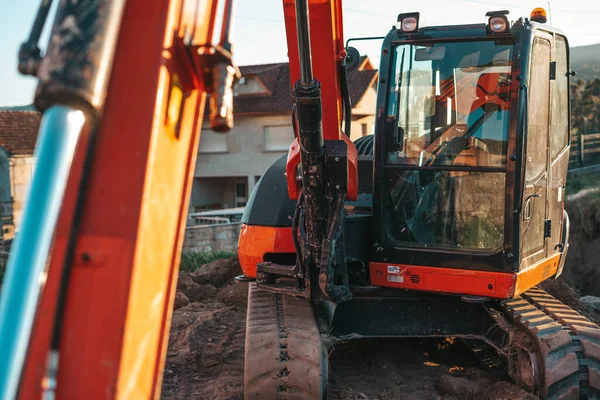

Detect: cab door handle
524,193,541,221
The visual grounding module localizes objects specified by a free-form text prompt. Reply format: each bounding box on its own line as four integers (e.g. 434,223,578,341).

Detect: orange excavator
0,1,598,400
239,4,600,400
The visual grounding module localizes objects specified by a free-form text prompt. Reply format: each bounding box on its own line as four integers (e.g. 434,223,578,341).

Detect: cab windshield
383,39,513,252
386,40,513,167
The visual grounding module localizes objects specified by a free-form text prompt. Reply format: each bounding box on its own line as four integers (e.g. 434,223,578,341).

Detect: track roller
501,287,600,400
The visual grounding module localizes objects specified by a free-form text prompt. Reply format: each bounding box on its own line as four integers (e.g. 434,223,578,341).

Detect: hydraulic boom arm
0,0,238,398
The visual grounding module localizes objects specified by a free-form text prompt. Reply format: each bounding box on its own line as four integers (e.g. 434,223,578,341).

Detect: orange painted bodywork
238,224,296,278
239,223,560,299
282,0,358,201
283,0,344,140
19,0,218,398
370,253,562,299
514,254,560,295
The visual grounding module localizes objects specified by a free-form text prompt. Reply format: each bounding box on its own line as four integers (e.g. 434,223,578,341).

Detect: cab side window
526,38,551,182
551,35,569,159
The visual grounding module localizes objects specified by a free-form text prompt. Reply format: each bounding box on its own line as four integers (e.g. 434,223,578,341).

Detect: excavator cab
240,9,572,300
371,10,572,298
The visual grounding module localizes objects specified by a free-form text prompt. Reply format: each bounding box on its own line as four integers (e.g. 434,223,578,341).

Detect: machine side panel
371,252,561,299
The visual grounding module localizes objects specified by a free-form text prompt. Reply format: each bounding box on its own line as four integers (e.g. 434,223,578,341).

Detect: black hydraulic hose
42,116,100,397
292,193,305,276
18,0,54,76
339,86,345,131
292,103,298,138
327,193,345,241
340,63,352,137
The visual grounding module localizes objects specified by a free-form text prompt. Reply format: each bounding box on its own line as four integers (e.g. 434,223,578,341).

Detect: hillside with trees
570,43,600,134
571,43,600,83
571,78,600,134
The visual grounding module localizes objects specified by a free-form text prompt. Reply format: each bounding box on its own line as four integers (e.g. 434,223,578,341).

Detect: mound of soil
563,193,600,297
162,258,247,400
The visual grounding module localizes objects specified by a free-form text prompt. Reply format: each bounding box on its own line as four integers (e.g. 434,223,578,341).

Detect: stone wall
10,155,35,233
182,223,241,254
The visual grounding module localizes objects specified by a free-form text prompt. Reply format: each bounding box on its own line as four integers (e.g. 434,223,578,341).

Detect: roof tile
208,59,378,115
0,111,41,156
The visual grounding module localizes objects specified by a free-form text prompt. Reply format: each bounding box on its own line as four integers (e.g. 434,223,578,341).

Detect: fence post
579,133,585,167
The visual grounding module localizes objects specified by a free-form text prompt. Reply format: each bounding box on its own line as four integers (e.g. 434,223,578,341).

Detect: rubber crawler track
502,287,600,400
244,283,327,399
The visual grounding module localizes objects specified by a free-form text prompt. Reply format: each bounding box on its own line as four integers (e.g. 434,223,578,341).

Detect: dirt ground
161,259,538,400
161,191,600,400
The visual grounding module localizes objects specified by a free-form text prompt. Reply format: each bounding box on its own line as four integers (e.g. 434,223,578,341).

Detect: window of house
199,129,228,153
236,182,246,197
264,125,293,151
234,76,268,96
235,181,247,207
361,123,368,137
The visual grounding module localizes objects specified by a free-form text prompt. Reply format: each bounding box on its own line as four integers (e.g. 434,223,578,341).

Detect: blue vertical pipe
0,106,84,400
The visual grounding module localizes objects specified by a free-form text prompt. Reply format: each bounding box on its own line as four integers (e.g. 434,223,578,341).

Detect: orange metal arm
19,0,224,398
283,0,345,141
282,0,358,201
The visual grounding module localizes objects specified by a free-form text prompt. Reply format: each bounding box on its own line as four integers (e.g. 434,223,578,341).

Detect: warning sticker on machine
387,265,400,274
388,274,404,283
558,187,563,202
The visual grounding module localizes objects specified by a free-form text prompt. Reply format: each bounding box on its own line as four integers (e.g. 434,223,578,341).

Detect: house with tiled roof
191,56,378,211
0,110,40,239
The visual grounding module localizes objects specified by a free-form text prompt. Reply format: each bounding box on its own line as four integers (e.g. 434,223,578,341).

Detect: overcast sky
1,0,599,106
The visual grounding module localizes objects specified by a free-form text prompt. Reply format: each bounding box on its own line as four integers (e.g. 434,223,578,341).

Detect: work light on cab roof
397,12,419,33
486,10,510,34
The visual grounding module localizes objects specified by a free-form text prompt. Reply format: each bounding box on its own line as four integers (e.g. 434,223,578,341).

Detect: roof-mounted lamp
530,7,548,23
486,10,510,34
397,12,420,34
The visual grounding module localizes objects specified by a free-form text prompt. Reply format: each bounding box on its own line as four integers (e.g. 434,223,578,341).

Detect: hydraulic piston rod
292,0,327,296
295,0,314,85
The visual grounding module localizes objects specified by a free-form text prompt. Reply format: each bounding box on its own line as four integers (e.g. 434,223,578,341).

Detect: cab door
546,34,570,261
520,34,552,269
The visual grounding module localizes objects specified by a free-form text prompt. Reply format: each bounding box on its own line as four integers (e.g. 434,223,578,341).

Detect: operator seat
451,72,505,169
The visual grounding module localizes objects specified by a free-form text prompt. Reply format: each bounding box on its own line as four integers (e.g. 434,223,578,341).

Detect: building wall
10,155,35,233
349,86,377,140
0,147,9,240
192,177,255,211
191,178,223,210
192,113,292,210
0,149,9,201
195,113,292,178
191,89,377,211
350,115,376,140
